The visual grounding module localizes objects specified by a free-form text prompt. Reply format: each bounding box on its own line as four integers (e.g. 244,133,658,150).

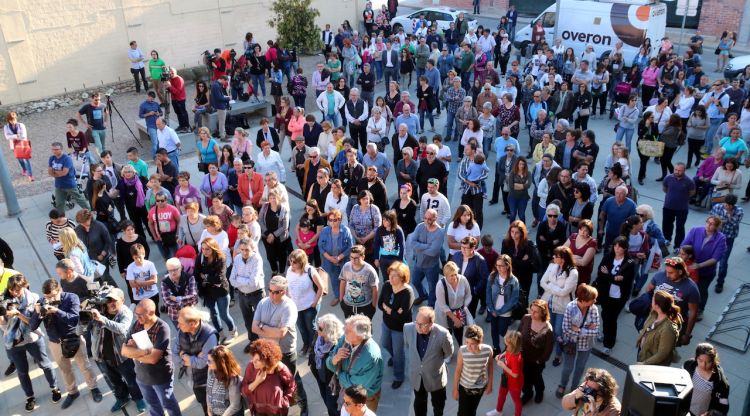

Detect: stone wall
0,0,360,106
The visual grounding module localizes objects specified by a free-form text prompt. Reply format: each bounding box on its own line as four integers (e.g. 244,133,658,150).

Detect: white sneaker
485,410,502,416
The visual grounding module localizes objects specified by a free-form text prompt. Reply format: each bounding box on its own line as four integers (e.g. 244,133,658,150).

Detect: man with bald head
122,299,182,416
598,185,637,250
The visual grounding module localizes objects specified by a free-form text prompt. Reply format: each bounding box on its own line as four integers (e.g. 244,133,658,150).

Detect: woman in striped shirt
453,324,493,416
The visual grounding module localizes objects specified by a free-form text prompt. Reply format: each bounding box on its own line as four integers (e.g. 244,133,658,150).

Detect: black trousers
600,296,628,349
457,385,484,416
687,139,704,168
461,193,485,229
350,124,368,151
172,99,190,129
660,146,676,178
341,302,376,320
414,382,446,416
99,358,143,402
194,384,208,415
282,352,308,412
238,289,264,340
637,145,650,181
263,237,290,274
521,360,546,398
131,68,149,93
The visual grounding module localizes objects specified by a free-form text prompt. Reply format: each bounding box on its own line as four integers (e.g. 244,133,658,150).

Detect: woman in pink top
640,58,659,106
287,106,307,144
692,148,726,206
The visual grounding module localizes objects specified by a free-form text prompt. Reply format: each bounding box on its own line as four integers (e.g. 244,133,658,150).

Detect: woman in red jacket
241,339,297,415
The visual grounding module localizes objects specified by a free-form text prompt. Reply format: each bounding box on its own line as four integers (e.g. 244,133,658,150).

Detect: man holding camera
29,279,103,409
210,75,231,141
0,274,62,412
90,287,146,413
164,67,191,133
176,306,218,416
561,368,621,415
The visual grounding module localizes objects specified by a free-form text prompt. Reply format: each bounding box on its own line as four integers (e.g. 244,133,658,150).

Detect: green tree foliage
267,0,323,53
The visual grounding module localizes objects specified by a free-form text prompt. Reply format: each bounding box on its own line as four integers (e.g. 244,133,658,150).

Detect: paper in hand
132,330,153,350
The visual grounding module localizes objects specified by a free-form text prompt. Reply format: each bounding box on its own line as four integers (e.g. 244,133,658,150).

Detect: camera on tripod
160,65,172,82
79,282,114,325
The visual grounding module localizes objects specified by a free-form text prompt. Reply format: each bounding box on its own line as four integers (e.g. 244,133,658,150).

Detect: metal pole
677,0,690,55
553,0,562,40
0,144,21,216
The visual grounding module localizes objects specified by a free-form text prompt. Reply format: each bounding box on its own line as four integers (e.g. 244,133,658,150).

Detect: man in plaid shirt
710,194,743,293
160,257,198,325
457,142,487,228
443,77,466,142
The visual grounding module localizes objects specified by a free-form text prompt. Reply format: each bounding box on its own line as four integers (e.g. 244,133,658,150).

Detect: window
541,12,556,28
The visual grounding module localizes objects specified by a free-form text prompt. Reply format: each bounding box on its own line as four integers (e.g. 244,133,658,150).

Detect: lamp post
0,143,21,216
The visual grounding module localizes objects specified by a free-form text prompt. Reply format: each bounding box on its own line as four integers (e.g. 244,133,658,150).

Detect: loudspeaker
621,365,692,416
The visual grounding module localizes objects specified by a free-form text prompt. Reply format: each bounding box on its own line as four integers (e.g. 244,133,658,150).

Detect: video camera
79,282,113,325
160,65,172,82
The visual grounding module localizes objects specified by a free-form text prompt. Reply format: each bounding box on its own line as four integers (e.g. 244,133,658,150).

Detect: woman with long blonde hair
60,227,94,277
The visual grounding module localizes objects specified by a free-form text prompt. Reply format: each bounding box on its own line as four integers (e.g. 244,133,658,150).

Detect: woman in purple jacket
680,215,727,314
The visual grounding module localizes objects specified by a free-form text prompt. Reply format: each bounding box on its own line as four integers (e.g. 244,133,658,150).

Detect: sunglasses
547,214,558,218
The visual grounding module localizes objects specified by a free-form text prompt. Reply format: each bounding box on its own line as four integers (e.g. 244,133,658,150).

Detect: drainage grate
706,283,750,353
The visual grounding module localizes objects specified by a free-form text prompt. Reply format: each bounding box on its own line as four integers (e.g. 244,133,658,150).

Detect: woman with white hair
478,101,496,155
554,118,570,143
309,313,344,416
366,106,387,151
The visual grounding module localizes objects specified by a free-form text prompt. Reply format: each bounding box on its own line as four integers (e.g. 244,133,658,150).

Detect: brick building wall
695,0,745,38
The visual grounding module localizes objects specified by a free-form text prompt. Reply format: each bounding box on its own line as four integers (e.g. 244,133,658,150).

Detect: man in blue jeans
410,209,445,306
76,93,109,153
709,194,743,293
443,78,466,142
121,299,182,416
138,91,162,159
699,80,730,154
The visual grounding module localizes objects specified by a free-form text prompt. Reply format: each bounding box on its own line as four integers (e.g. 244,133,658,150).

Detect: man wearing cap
90,287,146,413
238,160,265,210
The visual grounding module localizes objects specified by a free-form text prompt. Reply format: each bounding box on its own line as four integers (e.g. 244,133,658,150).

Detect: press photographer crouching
89,286,146,413
0,274,62,412
29,278,103,409
561,368,621,416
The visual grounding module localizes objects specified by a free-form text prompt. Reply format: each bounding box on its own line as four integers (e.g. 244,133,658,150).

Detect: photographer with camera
164,67,191,133
177,306,219,416
89,287,146,413
0,274,62,412
210,75,231,142
561,368,621,416
29,278,103,409
206,48,227,81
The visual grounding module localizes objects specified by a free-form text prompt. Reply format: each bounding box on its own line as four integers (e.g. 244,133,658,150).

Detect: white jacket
316,90,345,114
539,263,579,314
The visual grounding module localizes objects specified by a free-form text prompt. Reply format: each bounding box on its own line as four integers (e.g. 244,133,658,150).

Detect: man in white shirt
571,60,593,93
420,178,451,226
230,238,265,352
128,40,149,93
477,29,496,58
321,24,335,55
316,83,346,128
155,118,181,170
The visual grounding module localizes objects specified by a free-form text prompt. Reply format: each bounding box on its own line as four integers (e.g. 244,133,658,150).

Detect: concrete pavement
1,74,749,416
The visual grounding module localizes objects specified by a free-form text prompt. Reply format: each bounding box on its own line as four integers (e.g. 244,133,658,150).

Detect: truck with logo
513,0,667,65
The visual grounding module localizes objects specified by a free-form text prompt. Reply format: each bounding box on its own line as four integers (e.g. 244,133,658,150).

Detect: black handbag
61,337,81,358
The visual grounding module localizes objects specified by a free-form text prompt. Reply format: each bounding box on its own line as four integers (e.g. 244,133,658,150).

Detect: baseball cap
427,178,440,185
105,287,125,302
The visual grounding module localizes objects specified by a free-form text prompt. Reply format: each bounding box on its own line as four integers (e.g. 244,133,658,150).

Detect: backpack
308,266,329,296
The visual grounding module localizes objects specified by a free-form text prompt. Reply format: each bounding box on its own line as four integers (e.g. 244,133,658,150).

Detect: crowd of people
1,6,747,416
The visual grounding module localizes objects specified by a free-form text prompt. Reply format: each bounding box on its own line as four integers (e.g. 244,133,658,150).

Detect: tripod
105,95,143,147
162,83,172,123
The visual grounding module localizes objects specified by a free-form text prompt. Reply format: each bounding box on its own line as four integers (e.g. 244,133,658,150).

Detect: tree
267,0,323,53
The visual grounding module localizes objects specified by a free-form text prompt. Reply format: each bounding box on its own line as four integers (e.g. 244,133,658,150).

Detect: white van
513,0,667,65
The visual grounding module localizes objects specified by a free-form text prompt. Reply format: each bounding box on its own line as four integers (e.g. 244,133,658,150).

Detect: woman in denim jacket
485,254,520,353
317,208,354,306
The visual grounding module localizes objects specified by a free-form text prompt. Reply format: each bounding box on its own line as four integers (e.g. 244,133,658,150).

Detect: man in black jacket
416,144,448,198
340,147,366,215
490,144,519,216
75,209,115,286
357,166,388,213
256,117,281,151
552,81,576,121
391,123,419,169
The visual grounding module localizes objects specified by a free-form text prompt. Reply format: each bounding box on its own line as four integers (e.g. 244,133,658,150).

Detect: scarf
314,336,334,369
124,175,145,207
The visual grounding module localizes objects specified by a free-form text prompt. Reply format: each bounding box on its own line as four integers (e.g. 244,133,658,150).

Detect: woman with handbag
556,283,600,398
3,112,34,181
711,157,743,202
90,179,117,233
196,127,222,174
595,236,637,356
486,254,520,354
573,83,592,130
200,163,229,209
436,261,473,346
636,111,660,185
656,114,683,181
309,314,344,416
540,246,578,367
